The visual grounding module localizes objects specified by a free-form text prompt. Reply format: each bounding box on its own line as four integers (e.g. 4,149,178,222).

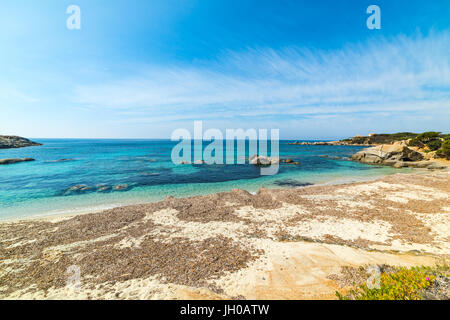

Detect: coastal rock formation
0,135,41,149
249,155,280,166
281,158,301,165
351,143,424,165
289,141,345,146
0,158,35,165
288,140,371,146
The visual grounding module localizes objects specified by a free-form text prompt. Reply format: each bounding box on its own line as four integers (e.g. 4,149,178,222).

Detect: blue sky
1,0,449,139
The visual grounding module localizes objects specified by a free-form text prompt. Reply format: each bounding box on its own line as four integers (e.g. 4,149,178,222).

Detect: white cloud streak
74,31,450,125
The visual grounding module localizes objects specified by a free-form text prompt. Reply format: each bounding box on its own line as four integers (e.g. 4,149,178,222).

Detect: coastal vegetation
407,131,450,159
341,132,418,145
336,264,449,300
408,131,442,149
436,139,450,159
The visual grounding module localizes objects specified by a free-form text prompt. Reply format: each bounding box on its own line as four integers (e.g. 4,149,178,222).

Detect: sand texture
0,171,449,299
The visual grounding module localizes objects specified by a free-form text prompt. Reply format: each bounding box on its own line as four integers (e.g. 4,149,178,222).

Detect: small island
0,135,42,149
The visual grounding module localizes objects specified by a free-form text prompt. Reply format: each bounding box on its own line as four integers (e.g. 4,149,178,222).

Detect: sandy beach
1,170,449,300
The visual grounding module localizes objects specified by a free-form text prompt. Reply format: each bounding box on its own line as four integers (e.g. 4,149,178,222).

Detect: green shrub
336,265,449,300
408,138,424,148
426,139,442,151
409,132,444,150
437,140,450,159
416,131,441,142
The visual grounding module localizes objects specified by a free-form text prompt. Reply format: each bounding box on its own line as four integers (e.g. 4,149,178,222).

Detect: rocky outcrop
281,158,301,165
249,155,280,166
350,142,449,169
289,140,372,146
351,143,424,165
0,158,35,165
249,156,302,166
0,136,42,149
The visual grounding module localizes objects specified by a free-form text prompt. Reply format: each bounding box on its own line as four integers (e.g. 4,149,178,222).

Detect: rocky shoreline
288,140,371,146
290,133,450,171
351,142,449,170
0,135,42,149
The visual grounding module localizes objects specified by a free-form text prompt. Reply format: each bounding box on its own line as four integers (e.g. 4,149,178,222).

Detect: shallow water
0,139,406,219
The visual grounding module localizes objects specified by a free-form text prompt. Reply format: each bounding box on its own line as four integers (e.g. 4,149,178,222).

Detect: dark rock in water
54,158,75,162
274,180,313,187
63,184,93,195
320,155,343,160
0,158,35,165
113,184,130,191
280,158,301,164
140,172,160,176
96,185,112,193
45,158,76,163
249,155,280,166
0,135,42,149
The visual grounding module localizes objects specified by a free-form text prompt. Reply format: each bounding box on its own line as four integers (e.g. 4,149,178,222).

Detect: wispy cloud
74,31,450,125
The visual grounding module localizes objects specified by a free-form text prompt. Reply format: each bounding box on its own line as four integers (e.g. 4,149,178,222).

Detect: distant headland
289,132,450,170
0,135,42,149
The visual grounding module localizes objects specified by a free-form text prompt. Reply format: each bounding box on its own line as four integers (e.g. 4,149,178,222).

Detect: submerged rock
281,158,301,164
63,184,93,195
0,158,35,165
113,184,130,191
96,185,112,192
52,158,75,163
140,172,160,176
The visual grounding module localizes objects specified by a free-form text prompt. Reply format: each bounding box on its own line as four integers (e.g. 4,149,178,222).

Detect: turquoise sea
0,139,407,220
